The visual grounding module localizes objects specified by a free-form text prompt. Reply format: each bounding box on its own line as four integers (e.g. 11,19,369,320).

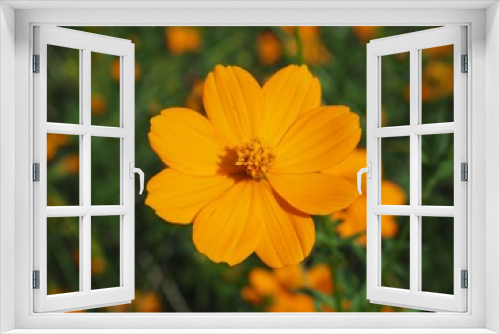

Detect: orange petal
324,148,367,185
273,106,361,173
145,169,235,224
148,108,230,176
204,65,264,145
193,180,261,266
261,65,321,145
267,172,358,215
255,182,315,268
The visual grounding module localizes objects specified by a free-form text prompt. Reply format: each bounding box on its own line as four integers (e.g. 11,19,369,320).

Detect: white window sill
4,329,498,334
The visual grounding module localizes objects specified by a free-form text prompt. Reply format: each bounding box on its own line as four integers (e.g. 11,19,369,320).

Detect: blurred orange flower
91,256,107,275
352,26,381,43
91,94,107,115
59,154,79,175
146,64,360,268
405,60,453,103
258,30,283,65
136,292,162,312
423,61,454,97
381,106,387,126
47,133,70,161
72,249,107,275
185,79,204,112
110,58,142,82
380,305,395,312
281,26,332,65
423,44,453,58
242,264,333,312
165,27,202,55
104,290,162,312
341,299,353,310
49,287,68,296
105,302,131,312
325,149,406,245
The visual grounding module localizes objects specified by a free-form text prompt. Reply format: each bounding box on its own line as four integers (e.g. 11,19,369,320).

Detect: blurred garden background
46,26,455,312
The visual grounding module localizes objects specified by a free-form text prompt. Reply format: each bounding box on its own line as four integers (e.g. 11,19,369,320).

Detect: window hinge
33,54,40,73
461,270,468,289
461,162,468,181
33,163,40,182
33,270,40,289
461,54,468,73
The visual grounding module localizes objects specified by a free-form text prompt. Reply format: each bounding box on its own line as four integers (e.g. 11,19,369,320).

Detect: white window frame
366,26,468,312
0,1,499,333
32,26,136,313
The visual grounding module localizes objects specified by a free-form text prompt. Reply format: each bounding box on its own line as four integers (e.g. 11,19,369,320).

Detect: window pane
47,45,80,124
91,215,121,290
91,52,121,127
381,136,410,205
421,133,454,206
47,134,80,206
91,136,121,205
47,217,80,294
421,216,454,294
381,215,410,290
421,45,454,124
381,52,410,127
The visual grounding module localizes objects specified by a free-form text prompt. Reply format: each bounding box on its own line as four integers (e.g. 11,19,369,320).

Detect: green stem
294,27,305,64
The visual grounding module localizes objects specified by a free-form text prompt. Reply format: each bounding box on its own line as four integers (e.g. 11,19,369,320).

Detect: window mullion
373,123,454,138
409,48,420,294
81,48,92,293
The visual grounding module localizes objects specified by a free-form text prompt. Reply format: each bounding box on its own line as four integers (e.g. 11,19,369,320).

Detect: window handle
357,162,372,195
129,162,145,195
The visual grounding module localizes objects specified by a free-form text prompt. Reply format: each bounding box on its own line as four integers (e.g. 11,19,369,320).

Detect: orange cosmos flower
90,256,107,275
72,249,107,275
185,79,204,112
352,26,381,43
110,58,142,82
325,149,406,245
165,27,202,55
146,64,361,268
136,292,163,312
281,27,332,65
47,133,69,161
59,154,80,175
423,44,453,58
405,60,453,103
104,290,162,312
380,305,396,312
104,302,131,312
258,30,283,65
423,61,454,97
242,264,333,312
91,94,107,115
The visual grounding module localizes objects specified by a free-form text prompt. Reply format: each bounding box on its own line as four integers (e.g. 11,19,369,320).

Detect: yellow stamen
235,138,275,179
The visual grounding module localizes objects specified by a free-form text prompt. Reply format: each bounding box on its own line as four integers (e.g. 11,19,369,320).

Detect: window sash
46,123,130,138
32,25,135,313
366,26,468,312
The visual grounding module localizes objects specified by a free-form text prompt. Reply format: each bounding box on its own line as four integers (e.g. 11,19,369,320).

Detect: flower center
235,138,275,179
